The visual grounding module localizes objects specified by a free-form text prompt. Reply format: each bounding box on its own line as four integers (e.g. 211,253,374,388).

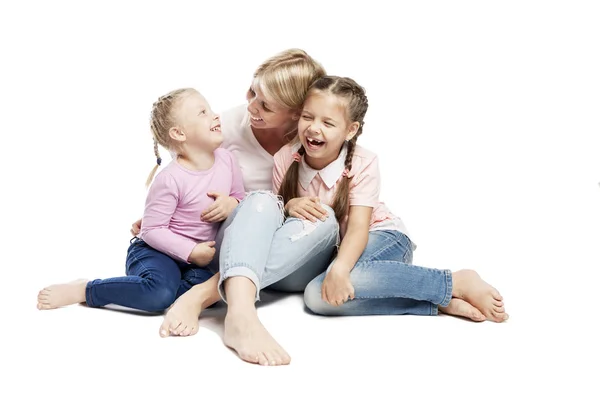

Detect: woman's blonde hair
253,49,326,111
146,88,197,187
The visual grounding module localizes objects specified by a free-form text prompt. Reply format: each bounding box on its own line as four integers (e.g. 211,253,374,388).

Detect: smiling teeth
251,116,263,121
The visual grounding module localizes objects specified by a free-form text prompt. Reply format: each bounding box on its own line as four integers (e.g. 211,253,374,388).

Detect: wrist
330,263,353,275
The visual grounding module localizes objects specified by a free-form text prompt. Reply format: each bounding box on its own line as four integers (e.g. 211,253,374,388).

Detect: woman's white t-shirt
220,104,274,192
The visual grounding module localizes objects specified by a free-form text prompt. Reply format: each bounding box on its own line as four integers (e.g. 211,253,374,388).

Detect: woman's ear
291,111,301,121
346,121,360,141
169,127,186,142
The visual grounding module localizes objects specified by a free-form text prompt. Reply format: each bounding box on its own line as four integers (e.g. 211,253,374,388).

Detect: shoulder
273,143,295,166
150,162,180,190
350,144,379,175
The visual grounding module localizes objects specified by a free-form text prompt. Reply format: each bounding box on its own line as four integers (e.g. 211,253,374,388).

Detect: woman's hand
130,218,142,236
285,197,328,222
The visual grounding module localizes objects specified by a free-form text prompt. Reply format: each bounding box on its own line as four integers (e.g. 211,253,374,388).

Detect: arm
321,206,372,306
330,206,372,274
140,172,197,263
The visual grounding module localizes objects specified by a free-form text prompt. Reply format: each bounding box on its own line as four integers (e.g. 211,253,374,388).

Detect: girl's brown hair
278,76,369,221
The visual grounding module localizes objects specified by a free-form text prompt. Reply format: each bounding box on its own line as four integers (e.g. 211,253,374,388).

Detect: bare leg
37,279,88,310
222,277,291,366
160,273,222,337
452,270,509,322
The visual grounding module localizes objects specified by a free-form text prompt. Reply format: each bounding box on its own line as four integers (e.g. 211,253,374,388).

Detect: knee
303,279,329,315
142,286,177,312
320,205,339,233
238,191,283,217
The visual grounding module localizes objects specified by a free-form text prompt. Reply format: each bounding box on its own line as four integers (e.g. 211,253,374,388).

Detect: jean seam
360,232,404,264
440,269,452,307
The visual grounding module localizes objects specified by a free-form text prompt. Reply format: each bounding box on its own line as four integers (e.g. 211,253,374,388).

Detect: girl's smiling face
298,91,359,169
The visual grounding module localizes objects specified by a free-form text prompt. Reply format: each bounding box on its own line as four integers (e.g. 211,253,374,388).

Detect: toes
173,323,187,336
159,320,171,337
494,305,505,313
181,325,195,336
257,352,269,366
169,320,182,335
269,352,283,366
277,349,291,365
471,310,486,321
492,299,503,307
491,288,503,301
491,311,507,322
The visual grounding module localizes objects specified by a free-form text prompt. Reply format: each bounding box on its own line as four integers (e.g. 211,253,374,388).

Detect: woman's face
246,80,298,130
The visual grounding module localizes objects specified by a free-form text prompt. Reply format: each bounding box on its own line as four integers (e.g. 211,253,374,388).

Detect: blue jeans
85,238,215,312
304,230,453,316
217,191,339,301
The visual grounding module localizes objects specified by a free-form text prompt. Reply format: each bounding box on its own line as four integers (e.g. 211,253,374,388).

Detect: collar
297,142,348,190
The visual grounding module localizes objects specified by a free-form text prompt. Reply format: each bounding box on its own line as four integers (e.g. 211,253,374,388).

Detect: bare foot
452,270,509,322
439,298,486,322
159,283,218,337
37,279,88,310
223,310,291,366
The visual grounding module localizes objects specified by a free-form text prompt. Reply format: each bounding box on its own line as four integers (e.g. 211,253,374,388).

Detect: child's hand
188,241,216,266
322,268,355,306
130,218,142,236
201,192,239,222
285,197,329,222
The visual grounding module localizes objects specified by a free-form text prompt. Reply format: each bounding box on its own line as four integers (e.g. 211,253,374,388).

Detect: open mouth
250,115,263,123
210,124,221,132
306,137,325,149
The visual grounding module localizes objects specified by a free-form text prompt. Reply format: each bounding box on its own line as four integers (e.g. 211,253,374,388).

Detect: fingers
207,192,222,199
203,241,216,248
305,204,327,221
201,204,218,219
202,208,224,222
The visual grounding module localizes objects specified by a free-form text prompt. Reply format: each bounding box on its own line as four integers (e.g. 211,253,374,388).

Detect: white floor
8,269,595,400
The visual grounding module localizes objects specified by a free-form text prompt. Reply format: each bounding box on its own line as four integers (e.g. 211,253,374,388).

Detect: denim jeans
304,230,453,316
217,191,339,301
85,238,215,312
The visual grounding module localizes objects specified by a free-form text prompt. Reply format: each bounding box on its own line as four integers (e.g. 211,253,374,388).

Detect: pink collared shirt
140,148,245,263
273,143,412,244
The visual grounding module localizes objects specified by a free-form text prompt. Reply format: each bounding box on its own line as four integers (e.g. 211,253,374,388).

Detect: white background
1,1,599,399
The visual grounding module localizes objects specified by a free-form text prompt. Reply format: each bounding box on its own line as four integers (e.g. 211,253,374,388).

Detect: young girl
37,88,245,332
274,76,509,322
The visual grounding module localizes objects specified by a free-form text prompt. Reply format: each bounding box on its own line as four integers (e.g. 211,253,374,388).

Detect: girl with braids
37,88,245,322
274,76,509,322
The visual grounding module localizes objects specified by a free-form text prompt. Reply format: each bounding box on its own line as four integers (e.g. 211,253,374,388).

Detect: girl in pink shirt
37,88,244,322
275,76,509,322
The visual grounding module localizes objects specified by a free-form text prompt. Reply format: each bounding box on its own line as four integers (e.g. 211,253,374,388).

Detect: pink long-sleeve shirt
139,148,245,263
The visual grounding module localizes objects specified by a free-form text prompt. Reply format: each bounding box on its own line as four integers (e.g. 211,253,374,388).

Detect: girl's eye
262,103,272,112
324,122,334,127
302,115,312,120
199,110,206,115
